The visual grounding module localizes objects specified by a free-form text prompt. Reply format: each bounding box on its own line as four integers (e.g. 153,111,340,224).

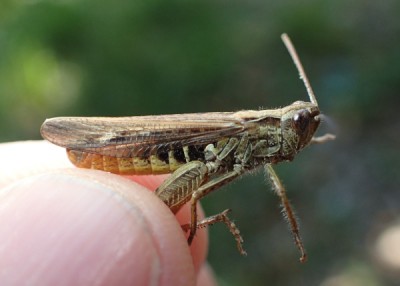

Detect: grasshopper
40,34,335,263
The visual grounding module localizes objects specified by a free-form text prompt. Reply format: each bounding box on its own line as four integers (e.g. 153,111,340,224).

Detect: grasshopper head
280,101,320,158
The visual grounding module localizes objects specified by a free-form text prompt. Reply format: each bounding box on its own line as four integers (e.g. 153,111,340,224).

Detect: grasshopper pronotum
41,34,335,263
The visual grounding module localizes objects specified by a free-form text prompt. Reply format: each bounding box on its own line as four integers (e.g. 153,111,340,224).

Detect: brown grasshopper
40,34,335,263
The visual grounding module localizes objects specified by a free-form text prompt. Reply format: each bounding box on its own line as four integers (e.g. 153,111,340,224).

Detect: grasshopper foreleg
311,133,336,144
265,164,307,263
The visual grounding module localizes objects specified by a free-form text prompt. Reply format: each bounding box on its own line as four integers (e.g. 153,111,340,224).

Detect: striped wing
41,112,251,158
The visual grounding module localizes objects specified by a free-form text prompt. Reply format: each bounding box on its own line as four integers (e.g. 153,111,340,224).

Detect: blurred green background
1,0,400,285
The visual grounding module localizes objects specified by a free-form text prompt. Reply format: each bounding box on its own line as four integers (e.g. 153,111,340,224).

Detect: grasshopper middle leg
182,208,246,255
155,135,251,254
156,161,247,255
187,167,246,254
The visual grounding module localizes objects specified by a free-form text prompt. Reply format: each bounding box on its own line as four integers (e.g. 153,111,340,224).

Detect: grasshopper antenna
281,33,318,105
282,34,336,143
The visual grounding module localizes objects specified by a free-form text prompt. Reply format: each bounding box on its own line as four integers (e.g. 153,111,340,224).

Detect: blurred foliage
1,0,400,285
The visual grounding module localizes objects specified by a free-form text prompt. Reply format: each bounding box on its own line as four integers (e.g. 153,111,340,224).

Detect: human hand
0,141,216,286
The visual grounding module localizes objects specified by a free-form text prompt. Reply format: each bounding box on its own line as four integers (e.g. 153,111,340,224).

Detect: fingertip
0,141,211,285
0,170,198,285
196,263,218,286
125,174,209,274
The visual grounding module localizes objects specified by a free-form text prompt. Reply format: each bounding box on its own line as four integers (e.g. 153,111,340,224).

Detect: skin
0,141,217,286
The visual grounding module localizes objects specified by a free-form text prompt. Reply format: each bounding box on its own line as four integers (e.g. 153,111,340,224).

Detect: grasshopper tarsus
299,252,308,264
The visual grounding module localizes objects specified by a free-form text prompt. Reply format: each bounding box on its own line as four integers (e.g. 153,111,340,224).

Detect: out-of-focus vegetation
1,0,400,285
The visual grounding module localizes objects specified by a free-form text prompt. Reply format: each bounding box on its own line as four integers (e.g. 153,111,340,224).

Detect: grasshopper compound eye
293,109,311,132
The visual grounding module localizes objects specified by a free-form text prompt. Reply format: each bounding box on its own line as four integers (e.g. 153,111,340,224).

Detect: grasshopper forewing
41,34,335,263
